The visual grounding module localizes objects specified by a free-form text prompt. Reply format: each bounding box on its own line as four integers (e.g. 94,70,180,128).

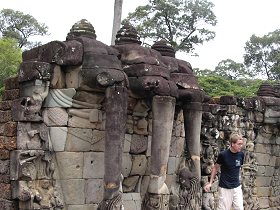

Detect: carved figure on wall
15,180,63,210
177,166,200,209
242,141,259,210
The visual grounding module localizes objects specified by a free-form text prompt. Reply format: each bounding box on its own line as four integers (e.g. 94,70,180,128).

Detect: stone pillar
101,86,128,207
143,95,175,210
182,102,203,178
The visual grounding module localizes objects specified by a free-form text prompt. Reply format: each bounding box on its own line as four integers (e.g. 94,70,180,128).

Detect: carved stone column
142,95,176,210
98,86,128,210
182,102,203,178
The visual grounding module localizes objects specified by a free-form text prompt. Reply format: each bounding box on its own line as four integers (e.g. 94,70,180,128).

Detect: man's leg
232,186,244,210
217,187,233,210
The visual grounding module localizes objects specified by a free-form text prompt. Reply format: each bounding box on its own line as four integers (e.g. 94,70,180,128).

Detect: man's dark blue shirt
216,149,244,189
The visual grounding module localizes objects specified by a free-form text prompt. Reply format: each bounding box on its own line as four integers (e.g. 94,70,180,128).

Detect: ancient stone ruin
0,19,279,210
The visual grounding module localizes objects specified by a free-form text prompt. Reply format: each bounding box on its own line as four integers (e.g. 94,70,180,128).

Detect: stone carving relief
6,16,280,210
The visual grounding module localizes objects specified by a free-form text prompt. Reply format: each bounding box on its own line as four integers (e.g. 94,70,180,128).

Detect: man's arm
203,163,220,192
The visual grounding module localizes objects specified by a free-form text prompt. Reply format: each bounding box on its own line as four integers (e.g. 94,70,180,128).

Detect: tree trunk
111,0,123,45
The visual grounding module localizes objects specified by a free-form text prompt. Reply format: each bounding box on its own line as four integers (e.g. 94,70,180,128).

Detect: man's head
229,133,243,153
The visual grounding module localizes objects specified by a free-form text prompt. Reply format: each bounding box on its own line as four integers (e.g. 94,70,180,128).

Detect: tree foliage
213,59,250,80
244,30,280,80
197,75,265,97
0,38,22,92
123,0,217,53
0,9,48,49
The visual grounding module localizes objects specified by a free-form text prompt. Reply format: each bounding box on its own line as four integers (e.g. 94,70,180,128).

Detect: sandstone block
0,110,12,123
60,179,85,205
85,179,104,203
42,107,68,126
43,88,76,108
83,152,104,179
50,127,68,151
54,152,83,179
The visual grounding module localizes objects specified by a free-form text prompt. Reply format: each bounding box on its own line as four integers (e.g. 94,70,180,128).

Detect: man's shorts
217,185,243,210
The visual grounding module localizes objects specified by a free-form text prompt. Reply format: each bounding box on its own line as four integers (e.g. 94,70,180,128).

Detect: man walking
204,133,244,210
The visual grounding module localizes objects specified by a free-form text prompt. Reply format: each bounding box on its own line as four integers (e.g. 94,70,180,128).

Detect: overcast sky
1,0,280,70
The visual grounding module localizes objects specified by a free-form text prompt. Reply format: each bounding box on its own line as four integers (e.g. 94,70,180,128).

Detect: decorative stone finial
66,19,96,40
151,39,176,57
115,22,141,45
257,82,277,97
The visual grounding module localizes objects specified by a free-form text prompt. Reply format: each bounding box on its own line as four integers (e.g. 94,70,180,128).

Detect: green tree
193,68,216,77
214,59,249,80
0,9,48,49
198,76,234,97
0,38,22,94
244,30,280,80
123,0,217,53
198,75,264,97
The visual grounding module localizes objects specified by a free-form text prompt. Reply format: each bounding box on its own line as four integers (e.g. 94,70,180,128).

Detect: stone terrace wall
0,77,19,209
201,96,280,210
0,36,279,210
4,56,185,209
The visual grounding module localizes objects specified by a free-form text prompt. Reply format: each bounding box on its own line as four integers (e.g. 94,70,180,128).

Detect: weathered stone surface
11,97,42,122
140,176,150,197
169,136,184,157
4,76,19,90
264,105,280,123
18,61,51,83
19,80,49,101
85,179,104,203
49,127,68,151
122,153,132,178
50,65,66,89
0,199,17,210
73,91,105,109
0,183,11,199
220,96,238,105
0,149,9,160
124,134,132,153
0,100,12,111
130,155,147,176
123,193,141,210
0,160,10,175
65,128,106,152
65,66,82,89
68,109,102,129
60,179,85,205
17,122,49,150
22,40,83,66
3,122,17,137
256,176,272,187
0,110,12,123
167,157,180,175
10,150,54,181
54,152,83,179
42,107,68,126
0,159,10,182
43,88,76,108
133,117,148,135
124,63,170,78
0,136,16,150
67,204,98,210
123,176,140,192
65,128,92,152
130,134,148,154
258,197,270,209
83,152,104,178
